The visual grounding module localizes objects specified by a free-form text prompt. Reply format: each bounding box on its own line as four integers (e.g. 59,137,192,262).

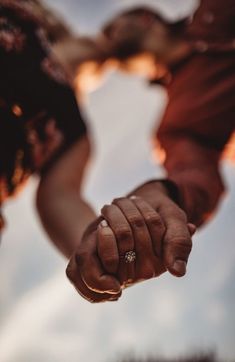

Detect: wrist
128,179,180,210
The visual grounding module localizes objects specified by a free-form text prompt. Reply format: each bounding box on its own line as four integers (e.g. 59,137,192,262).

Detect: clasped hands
66,191,195,303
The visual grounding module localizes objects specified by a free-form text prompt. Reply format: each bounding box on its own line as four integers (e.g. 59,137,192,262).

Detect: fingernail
100,220,108,227
172,260,187,276
129,195,137,200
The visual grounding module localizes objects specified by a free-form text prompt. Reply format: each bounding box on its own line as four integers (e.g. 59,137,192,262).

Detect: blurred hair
52,36,108,77
102,6,187,61
25,1,107,75
0,0,73,43
0,0,74,198
23,0,73,43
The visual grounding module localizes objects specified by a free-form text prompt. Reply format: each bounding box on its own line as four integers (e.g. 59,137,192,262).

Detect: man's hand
127,180,196,277
66,180,196,303
100,197,167,287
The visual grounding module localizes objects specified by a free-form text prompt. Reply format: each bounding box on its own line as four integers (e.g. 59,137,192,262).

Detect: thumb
159,205,193,277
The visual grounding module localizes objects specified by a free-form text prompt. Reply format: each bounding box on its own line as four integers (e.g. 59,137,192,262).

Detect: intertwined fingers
101,203,135,285
101,196,167,286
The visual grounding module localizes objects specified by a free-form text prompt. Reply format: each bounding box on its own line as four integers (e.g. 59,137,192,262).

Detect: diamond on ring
125,251,136,263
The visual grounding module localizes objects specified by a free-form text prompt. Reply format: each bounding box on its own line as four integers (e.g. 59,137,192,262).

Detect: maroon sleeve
157,53,235,226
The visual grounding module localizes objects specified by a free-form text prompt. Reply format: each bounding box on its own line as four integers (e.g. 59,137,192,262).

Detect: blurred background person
100,0,235,228
67,0,235,301
0,0,132,303
0,0,97,258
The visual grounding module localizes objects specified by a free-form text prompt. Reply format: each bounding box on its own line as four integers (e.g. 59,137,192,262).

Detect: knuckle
129,214,145,228
112,197,124,204
101,204,110,215
116,226,132,241
146,213,163,228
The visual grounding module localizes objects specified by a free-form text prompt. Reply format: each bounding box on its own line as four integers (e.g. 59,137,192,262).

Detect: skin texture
66,181,195,303
37,135,96,258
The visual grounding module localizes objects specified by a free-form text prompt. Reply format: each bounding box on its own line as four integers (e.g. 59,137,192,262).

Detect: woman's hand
66,197,167,302
67,198,166,303
66,218,122,303
66,188,196,303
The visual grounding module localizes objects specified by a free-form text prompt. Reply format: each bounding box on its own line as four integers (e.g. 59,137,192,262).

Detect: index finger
101,203,135,285
97,220,119,275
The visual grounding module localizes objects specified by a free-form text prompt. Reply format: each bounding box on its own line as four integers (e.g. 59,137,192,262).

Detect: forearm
37,184,96,258
140,137,226,226
127,151,224,228
127,168,224,228
36,136,96,258
156,138,225,226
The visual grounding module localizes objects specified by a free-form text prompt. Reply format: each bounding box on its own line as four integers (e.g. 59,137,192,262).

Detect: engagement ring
125,250,136,263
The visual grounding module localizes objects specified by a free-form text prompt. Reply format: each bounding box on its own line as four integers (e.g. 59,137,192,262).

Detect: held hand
129,181,196,277
100,195,195,287
100,197,167,287
66,197,167,302
66,189,196,302
66,218,122,303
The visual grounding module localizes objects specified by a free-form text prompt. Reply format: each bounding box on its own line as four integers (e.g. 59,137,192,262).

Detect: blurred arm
156,133,224,226
155,54,235,226
36,135,96,258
